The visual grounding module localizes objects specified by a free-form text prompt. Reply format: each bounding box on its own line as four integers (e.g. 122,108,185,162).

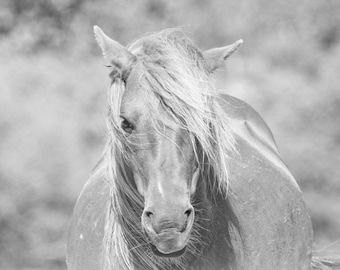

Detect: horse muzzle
142,206,195,257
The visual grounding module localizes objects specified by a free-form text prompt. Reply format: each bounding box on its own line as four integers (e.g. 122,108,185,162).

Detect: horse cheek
134,173,145,197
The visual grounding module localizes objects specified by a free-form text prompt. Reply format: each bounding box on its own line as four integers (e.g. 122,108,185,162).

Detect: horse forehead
122,62,192,150
122,62,176,128
140,123,191,153
122,63,150,112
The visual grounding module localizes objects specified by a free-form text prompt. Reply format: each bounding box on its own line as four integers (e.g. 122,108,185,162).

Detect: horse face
120,65,199,256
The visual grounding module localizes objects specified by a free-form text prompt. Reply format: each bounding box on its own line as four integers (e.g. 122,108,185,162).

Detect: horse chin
150,244,187,258
150,230,189,257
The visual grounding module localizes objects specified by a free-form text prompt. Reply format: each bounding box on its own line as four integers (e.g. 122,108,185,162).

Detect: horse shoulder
219,94,279,156
218,94,313,269
66,159,110,270
218,93,300,189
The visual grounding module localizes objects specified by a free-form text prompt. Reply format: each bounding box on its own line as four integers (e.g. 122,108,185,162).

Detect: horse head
118,62,199,256
94,26,242,259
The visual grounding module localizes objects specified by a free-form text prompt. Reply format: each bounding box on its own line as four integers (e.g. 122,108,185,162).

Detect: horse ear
93,25,136,74
203,39,243,73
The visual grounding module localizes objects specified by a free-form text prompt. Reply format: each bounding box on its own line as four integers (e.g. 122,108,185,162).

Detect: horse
66,27,340,270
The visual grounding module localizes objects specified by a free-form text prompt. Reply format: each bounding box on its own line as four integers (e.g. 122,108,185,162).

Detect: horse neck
190,171,239,269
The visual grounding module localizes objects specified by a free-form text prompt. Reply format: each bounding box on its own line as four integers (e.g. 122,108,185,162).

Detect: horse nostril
184,208,193,218
145,210,154,218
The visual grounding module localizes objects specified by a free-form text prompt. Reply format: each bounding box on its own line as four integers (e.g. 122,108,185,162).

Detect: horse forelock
127,28,237,190
103,28,238,269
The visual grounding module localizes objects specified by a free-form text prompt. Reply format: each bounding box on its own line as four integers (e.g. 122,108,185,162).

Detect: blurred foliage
0,0,339,269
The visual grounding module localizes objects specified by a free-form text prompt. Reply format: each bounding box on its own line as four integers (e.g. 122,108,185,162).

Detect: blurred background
0,0,339,269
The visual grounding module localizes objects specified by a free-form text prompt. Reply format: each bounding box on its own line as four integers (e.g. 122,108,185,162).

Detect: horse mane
102,29,239,269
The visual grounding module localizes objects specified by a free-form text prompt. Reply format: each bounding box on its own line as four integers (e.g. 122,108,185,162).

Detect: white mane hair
102,28,237,270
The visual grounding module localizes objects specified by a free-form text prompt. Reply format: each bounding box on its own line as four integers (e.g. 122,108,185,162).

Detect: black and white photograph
1,1,340,269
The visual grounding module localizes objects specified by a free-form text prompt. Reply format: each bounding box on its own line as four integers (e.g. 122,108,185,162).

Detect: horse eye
120,118,134,134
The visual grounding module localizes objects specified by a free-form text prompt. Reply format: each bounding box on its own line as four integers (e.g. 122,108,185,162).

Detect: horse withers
66,27,340,270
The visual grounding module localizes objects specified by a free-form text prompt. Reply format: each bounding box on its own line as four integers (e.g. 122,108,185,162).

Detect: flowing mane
103,29,239,269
